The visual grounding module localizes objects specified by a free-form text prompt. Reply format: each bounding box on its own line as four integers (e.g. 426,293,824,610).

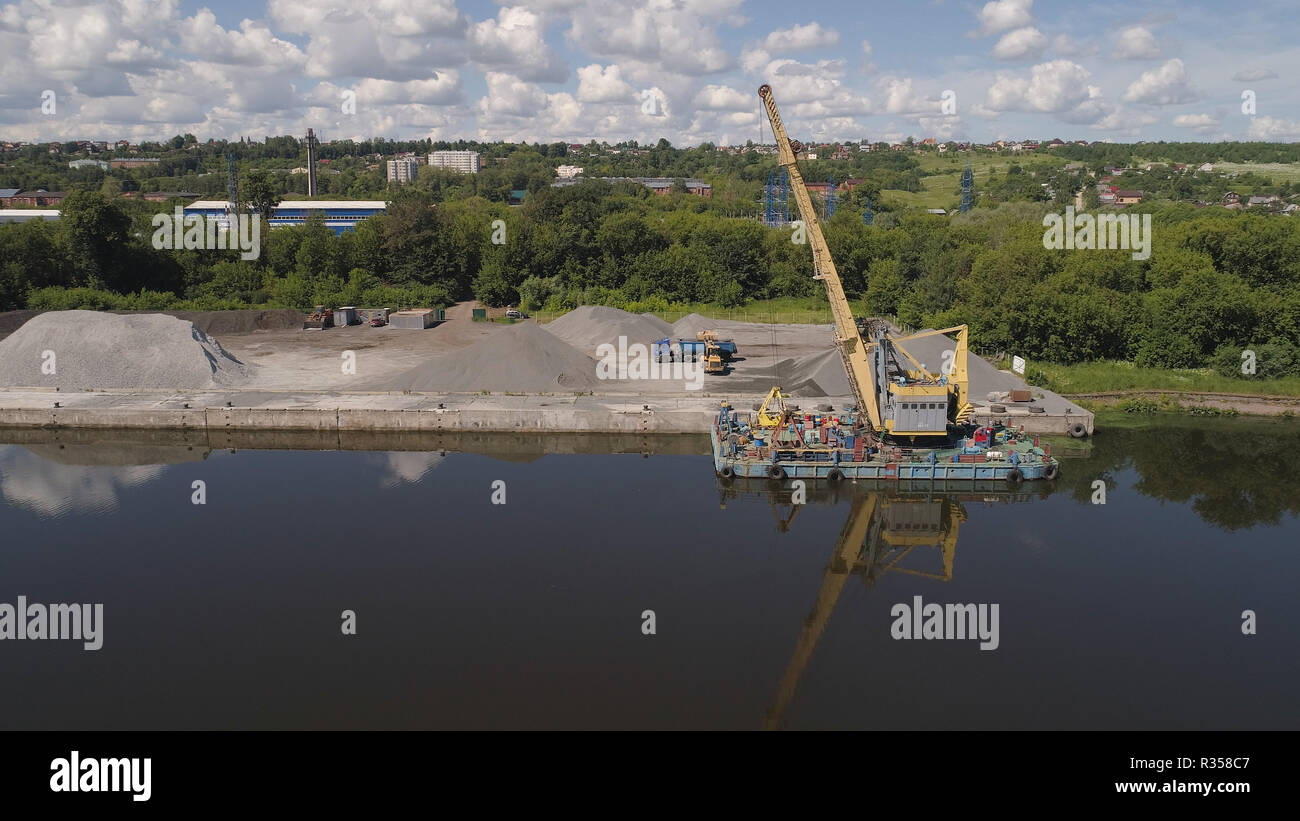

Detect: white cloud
860,39,877,73
1231,68,1278,82
992,27,1047,60
692,84,751,111
1173,113,1219,128
469,6,566,83
762,22,839,52
313,75,462,107
268,0,467,80
985,60,1093,113
1122,59,1199,105
565,0,734,77
1247,116,1300,141
1113,26,1162,60
974,0,1033,36
576,64,634,103
1052,34,1097,57
179,11,306,69
479,71,549,117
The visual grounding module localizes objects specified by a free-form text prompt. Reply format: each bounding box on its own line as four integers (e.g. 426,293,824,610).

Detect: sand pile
0,311,252,390
771,349,852,396
388,322,598,392
543,306,673,353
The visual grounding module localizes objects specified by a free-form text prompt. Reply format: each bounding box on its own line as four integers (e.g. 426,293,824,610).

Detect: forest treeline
2,180,1299,375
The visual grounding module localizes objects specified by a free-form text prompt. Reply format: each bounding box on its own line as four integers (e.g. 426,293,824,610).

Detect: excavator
756,84,975,442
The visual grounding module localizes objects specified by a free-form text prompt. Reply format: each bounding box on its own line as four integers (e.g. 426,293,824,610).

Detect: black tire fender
767,465,787,481
1068,422,1087,438
1043,462,1059,480
719,466,735,480
1006,468,1024,483
827,468,844,482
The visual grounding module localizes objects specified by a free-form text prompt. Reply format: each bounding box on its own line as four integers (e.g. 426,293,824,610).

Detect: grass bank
1012,359,1300,398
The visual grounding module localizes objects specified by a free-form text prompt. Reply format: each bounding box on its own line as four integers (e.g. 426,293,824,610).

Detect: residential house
1114,190,1143,206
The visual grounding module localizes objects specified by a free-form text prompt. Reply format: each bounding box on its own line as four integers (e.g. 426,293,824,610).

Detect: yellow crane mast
758,83,883,431
757,83,974,439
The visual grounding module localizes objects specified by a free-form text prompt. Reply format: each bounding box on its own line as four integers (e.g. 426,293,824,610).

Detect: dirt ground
214,315,842,395
220,319,503,391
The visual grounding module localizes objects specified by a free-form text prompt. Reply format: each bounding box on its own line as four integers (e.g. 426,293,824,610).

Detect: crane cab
885,385,950,435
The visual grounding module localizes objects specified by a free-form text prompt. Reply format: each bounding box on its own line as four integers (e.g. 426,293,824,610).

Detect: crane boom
758,84,882,431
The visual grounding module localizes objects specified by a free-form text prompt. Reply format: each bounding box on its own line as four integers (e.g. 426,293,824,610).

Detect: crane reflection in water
715,476,1047,730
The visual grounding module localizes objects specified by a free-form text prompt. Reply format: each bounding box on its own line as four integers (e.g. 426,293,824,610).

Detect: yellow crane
757,84,974,439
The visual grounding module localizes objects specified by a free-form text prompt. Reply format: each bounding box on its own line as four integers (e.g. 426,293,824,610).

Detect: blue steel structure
763,168,790,227
960,164,973,213
862,196,873,225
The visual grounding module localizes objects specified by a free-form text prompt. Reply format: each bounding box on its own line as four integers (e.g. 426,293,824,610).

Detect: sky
1,0,1297,146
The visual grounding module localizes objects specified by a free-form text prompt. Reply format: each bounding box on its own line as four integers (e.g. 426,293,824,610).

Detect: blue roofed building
183,199,387,234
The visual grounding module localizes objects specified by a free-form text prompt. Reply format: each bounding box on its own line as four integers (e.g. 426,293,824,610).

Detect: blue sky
2,0,1297,144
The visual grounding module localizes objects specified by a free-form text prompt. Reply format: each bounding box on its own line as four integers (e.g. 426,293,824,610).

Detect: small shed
389,309,439,329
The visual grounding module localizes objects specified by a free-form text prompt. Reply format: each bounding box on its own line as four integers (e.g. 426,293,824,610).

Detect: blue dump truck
678,339,707,362
653,338,735,363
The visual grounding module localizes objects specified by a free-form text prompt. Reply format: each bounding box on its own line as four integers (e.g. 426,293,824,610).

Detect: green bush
1210,340,1300,379
1119,397,1160,414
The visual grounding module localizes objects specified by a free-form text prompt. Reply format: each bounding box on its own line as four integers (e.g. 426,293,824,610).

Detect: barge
711,401,1059,482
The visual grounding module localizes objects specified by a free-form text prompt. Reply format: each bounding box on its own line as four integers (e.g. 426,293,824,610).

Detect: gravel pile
771,349,851,396
386,322,599,392
543,306,672,353
0,310,252,390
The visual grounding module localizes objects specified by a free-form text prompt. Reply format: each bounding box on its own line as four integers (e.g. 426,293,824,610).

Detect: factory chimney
306,128,318,197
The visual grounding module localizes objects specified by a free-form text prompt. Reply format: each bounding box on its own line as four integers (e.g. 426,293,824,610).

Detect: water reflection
0,445,166,517
718,478,1046,730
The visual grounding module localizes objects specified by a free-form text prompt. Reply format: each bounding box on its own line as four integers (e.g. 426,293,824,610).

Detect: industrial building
386,158,420,183
429,151,480,173
183,200,387,235
0,209,60,224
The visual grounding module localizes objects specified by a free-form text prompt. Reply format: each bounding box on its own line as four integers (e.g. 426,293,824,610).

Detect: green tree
241,168,282,218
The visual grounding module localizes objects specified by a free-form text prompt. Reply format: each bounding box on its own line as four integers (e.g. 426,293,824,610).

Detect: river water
0,417,1296,730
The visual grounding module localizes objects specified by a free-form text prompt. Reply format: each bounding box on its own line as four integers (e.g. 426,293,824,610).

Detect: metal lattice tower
826,173,836,218
960,164,973,213
764,167,790,227
862,196,874,225
764,170,775,226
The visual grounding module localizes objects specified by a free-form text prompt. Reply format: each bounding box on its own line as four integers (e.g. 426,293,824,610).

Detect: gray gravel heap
542,305,673,353
0,310,252,390
388,322,599,392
